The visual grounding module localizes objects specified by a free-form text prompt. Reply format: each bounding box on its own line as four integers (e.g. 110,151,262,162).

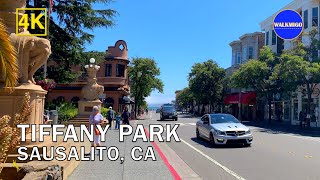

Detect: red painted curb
144,128,181,180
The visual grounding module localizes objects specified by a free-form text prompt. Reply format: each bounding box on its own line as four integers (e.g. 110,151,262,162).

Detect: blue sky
85,0,292,105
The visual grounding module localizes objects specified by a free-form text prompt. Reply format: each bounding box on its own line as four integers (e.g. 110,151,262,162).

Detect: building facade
47,40,133,113
224,32,265,121
260,0,320,127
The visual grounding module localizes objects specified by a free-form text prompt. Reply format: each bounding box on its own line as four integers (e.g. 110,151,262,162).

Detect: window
304,10,309,29
237,52,241,64
243,47,247,63
266,31,269,46
312,7,318,26
105,64,112,77
272,30,276,45
210,114,240,124
116,64,125,77
232,52,236,65
248,47,254,59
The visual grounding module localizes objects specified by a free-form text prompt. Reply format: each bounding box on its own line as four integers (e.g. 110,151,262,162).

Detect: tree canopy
188,59,225,109
27,0,117,83
128,58,164,114
176,87,193,110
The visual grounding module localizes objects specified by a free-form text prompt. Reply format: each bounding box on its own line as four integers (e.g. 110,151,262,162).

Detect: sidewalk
244,120,320,137
68,122,174,180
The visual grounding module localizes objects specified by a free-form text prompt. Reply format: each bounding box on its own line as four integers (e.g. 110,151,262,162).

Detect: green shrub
101,107,116,118
58,103,78,122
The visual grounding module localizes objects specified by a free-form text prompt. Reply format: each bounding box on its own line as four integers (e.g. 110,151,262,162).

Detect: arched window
104,97,114,108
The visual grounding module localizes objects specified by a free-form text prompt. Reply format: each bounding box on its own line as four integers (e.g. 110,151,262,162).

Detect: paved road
69,120,174,180
143,111,320,180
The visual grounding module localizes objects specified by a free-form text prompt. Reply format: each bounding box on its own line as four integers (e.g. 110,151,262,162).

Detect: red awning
224,92,256,105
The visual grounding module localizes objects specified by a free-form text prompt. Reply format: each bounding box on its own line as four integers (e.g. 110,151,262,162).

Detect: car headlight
214,129,226,136
245,130,251,134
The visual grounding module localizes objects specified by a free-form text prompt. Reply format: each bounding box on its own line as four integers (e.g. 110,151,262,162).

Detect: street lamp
90,58,96,64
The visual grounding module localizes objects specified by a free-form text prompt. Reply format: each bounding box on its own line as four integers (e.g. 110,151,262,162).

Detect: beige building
48,40,133,113
224,32,265,121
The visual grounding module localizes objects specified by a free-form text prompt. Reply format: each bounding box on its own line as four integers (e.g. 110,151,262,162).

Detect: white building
260,0,320,127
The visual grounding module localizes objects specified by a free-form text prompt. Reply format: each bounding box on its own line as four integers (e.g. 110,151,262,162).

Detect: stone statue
0,0,51,85
10,32,51,84
81,64,104,101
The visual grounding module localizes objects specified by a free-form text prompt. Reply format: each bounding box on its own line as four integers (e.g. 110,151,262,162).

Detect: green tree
276,30,320,126
188,60,225,114
128,58,164,117
176,87,194,112
231,46,281,123
27,0,117,83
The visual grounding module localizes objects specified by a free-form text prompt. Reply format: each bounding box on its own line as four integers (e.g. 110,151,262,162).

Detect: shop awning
224,92,256,105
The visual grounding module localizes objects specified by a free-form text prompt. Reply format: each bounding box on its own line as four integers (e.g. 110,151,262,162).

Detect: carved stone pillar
78,58,104,116
0,0,51,134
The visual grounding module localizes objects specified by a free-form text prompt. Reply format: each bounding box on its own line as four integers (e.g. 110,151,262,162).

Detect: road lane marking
180,139,246,180
188,123,196,126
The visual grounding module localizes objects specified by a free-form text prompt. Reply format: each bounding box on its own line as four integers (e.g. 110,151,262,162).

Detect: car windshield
210,114,240,124
163,107,175,111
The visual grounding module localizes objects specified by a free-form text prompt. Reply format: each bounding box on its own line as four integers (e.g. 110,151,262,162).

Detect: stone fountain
78,58,104,116
0,0,51,133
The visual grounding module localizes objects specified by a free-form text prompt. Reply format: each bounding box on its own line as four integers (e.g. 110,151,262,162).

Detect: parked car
160,105,178,121
196,114,253,147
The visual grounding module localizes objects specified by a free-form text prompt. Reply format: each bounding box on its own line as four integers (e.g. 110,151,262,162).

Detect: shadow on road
156,119,176,122
244,122,320,138
190,137,249,149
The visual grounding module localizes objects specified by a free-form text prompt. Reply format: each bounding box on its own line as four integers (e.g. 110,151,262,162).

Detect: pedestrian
122,106,130,125
89,106,104,155
146,108,148,115
107,106,114,129
299,110,306,129
115,112,121,130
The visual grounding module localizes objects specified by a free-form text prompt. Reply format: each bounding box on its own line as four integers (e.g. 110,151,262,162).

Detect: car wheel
196,128,200,139
175,118,178,121
210,133,217,147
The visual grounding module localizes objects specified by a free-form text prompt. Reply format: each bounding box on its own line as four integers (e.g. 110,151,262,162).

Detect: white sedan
196,114,253,147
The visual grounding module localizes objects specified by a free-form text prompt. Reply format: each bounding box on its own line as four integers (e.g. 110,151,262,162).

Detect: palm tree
0,20,18,91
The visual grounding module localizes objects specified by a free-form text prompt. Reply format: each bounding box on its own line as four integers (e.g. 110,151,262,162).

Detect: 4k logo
16,8,47,36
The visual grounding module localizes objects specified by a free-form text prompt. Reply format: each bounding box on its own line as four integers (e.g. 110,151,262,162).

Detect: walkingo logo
273,9,303,40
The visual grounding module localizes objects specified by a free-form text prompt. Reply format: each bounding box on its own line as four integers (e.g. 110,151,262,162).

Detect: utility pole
238,88,242,121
